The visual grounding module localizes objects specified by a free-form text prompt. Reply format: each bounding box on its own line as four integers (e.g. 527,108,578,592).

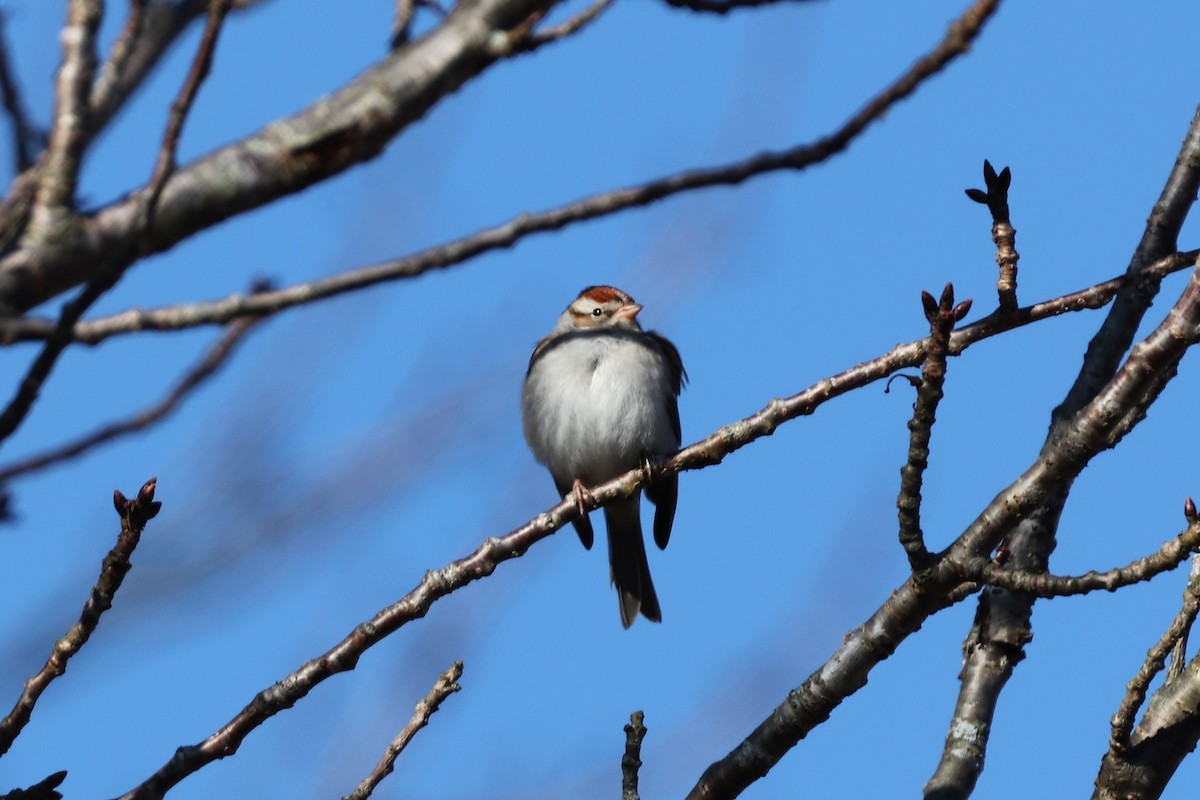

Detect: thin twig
0,316,261,483
960,512,1200,600
342,662,463,800
898,284,971,571
142,0,233,233
517,0,615,52
0,479,161,757
622,711,647,800
965,159,1019,312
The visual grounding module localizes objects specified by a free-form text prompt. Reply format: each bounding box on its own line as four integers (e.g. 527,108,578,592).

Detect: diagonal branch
0,479,161,757
341,661,463,800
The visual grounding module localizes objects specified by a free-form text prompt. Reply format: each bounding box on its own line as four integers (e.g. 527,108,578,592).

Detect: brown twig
0,316,261,483
516,0,615,52
0,479,161,757
622,711,647,800
342,662,463,800
898,284,971,571
965,159,1019,313
959,509,1200,600
143,0,233,234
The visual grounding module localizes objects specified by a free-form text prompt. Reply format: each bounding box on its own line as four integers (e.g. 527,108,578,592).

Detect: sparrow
522,286,686,627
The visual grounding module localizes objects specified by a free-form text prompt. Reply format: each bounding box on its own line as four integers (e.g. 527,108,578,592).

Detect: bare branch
142,0,234,232
342,662,463,800
622,711,647,800
0,479,161,757
965,159,1018,312
517,0,615,52
898,284,971,570
0,315,261,484
959,514,1200,599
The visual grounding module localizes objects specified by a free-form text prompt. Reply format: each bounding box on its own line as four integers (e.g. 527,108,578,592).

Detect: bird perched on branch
522,286,686,627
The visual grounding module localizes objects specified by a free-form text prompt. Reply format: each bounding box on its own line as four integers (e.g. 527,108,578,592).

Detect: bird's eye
591,308,603,317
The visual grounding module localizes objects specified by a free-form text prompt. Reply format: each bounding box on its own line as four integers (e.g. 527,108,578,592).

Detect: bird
522,285,686,627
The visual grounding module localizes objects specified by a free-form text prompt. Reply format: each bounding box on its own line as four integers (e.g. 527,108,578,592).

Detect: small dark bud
113,490,127,514
145,501,162,519
138,477,157,504
921,291,938,322
983,159,997,184
996,166,1012,192
248,277,274,294
965,188,988,204
954,299,974,321
939,283,955,313
1186,496,1197,523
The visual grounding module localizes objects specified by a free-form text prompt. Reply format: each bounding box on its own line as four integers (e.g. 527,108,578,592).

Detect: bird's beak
615,303,642,321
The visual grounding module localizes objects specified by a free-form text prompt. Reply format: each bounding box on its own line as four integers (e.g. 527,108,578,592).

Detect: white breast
522,331,678,485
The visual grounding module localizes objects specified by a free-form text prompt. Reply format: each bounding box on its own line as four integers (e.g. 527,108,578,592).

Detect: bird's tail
605,497,661,628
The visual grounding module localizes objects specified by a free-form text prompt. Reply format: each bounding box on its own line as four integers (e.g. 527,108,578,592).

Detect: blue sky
2,1,1200,798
